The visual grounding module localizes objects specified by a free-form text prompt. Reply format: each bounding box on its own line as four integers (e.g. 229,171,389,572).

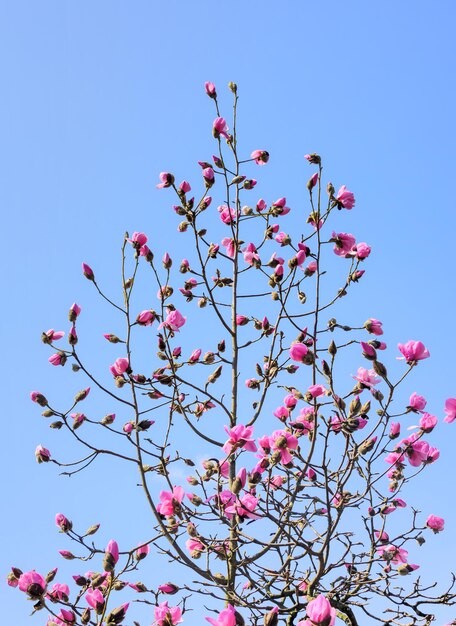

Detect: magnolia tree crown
9,82,456,626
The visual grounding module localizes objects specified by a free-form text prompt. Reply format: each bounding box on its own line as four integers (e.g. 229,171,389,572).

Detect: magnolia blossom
221,237,236,258
332,231,356,257
157,172,174,189
289,342,308,362
109,357,130,377
158,309,186,331
269,430,299,465
251,149,269,165
43,329,65,342
353,367,381,388
69,302,81,321
398,340,430,363
218,204,237,224
18,571,46,598
444,398,456,423
136,310,155,326
128,231,148,246
35,444,51,463
353,241,371,259
364,318,383,335
377,544,408,564
48,582,70,601
157,486,185,516
408,392,427,412
256,198,267,211
213,117,229,139
225,493,260,520
205,81,216,97
154,602,183,626
419,412,438,433
426,514,445,532
206,604,237,626
223,424,257,455
335,185,355,209
307,384,326,398
55,513,72,532
305,594,336,626
185,538,204,557
85,587,105,611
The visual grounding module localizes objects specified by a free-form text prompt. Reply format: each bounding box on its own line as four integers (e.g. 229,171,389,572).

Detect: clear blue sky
2,1,456,623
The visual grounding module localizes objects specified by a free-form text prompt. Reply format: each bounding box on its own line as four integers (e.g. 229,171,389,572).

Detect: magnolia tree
8,82,456,626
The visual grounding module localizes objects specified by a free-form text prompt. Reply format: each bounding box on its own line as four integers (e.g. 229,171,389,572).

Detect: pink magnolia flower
213,117,229,140
30,391,47,406
361,341,377,359
269,475,286,489
364,318,383,335
158,582,179,594
289,342,308,362
377,544,408,565
332,231,356,257
55,513,72,532
270,430,298,465
157,486,185,516
109,357,130,377
48,582,70,601
225,493,260,520
18,571,47,598
156,172,175,189
251,149,269,165
353,367,381,388
272,197,291,215
82,262,94,280
419,413,437,433
43,329,65,342
408,392,427,412
35,444,51,463
205,81,216,98
444,398,456,423
221,237,236,258
86,587,105,612
137,310,156,326
243,242,260,266
223,424,257,455
353,242,371,259
307,384,326,398
154,602,183,625
135,544,150,560
284,393,298,409
218,204,237,224
256,198,267,211
105,539,119,568
273,406,289,421
426,514,445,532
398,340,430,363
128,231,148,246
275,231,290,245
206,604,237,626
185,538,204,557
389,422,401,439
307,172,319,190
336,185,355,209
69,302,81,321
159,309,187,332
48,353,65,366
306,594,336,626
236,314,249,326
179,180,191,193
203,167,215,185
188,348,202,363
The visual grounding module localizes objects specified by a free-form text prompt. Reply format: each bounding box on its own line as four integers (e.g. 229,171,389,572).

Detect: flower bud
82,263,95,281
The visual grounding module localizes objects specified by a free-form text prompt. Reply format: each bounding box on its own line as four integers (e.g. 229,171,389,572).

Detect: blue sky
2,1,456,624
